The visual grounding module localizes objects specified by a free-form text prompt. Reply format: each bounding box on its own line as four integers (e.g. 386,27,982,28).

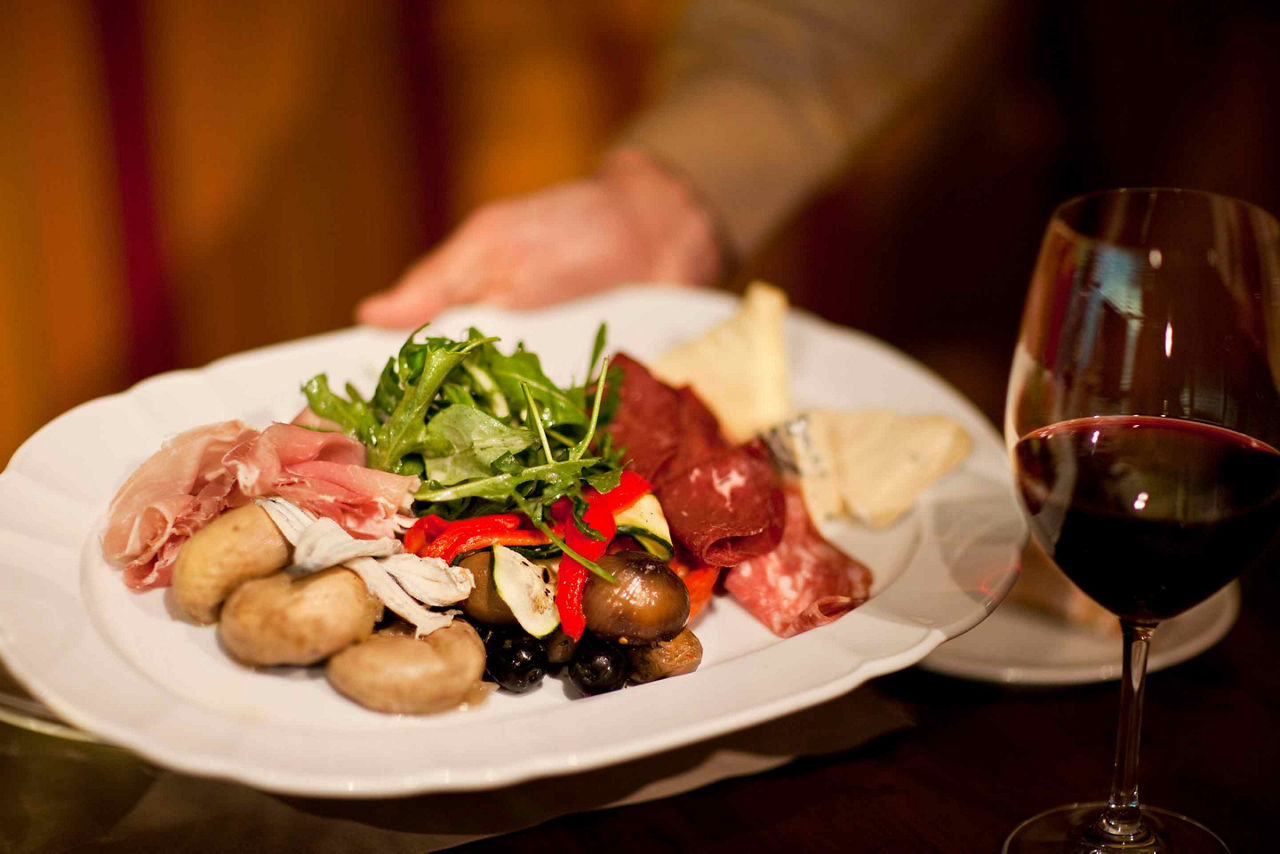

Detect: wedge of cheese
651,281,792,443
809,409,971,528
761,414,844,521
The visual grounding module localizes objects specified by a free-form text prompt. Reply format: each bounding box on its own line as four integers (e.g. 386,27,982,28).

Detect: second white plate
921,583,1239,685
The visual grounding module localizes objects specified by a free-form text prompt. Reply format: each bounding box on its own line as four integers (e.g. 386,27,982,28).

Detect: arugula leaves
301,324,624,524
419,406,532,486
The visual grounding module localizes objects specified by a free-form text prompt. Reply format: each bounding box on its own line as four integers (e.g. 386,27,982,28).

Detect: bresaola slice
608,352,872,637
608,354,784,566
724,483,872,637
659,443,786,567
606,353,682,484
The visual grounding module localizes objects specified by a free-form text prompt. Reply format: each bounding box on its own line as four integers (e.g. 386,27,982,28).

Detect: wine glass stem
1095,619,1157,843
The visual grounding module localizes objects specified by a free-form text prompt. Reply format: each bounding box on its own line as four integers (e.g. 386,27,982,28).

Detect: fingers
354,168,712,328
355,254,458,328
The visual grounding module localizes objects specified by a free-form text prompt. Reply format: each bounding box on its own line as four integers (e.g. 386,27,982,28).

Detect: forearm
596,148,725,287
615,0,999,261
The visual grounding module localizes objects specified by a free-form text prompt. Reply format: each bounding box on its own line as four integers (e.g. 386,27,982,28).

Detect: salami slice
723,483,872,637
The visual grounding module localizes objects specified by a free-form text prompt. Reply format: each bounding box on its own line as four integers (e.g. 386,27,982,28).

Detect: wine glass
1003,188,1280,852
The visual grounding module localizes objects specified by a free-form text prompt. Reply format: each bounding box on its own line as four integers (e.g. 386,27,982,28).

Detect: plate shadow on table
0,685,914,853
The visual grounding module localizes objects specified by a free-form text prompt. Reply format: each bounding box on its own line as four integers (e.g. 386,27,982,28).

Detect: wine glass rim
1051,186,1280,247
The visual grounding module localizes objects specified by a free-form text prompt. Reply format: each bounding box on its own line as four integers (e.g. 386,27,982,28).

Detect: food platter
0,285,1025,796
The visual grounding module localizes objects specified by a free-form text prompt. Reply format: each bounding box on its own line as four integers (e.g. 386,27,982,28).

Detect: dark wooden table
3,567,1273,853
454,566,1278,854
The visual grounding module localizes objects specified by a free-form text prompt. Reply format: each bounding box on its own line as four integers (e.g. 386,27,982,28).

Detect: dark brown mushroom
582,551,690,643
458,550,517,626
627,627,703,683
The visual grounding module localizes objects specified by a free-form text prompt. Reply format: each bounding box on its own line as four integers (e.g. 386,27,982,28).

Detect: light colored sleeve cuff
615,0,995,260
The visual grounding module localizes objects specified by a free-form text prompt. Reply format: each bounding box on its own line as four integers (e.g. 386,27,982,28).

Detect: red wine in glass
1004,188,1280,853
1014,415,1280,622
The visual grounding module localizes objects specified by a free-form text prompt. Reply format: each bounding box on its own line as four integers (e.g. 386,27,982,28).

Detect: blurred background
2,0,1278,465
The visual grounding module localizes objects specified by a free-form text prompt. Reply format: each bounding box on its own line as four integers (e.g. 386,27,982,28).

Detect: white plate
921,583,1240,685
0,284,1025,797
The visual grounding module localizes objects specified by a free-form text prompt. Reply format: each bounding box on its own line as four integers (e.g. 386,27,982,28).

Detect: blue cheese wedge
761,415,843,521
809,410,971,528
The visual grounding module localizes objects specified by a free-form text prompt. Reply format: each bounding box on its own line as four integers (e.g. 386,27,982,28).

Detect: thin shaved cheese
342,557,457,637
378,554,473,606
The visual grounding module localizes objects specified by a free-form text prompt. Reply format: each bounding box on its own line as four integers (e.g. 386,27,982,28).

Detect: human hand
355,149,724,327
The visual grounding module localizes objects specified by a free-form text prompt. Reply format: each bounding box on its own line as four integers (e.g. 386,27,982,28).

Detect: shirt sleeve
615,0,997,260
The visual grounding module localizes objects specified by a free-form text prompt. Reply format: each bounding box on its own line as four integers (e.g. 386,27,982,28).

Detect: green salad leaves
302,326,622,525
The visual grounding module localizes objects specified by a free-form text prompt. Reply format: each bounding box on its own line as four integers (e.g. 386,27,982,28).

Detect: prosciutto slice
103,421,419,591
102,421,255,590
607,354,784,566
724,483,872,637
223,424,416,539
290,405,345,433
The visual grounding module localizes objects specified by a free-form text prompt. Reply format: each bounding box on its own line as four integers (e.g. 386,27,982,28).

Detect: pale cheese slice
761,415,843,521
652,281,792,443
811,409,971,528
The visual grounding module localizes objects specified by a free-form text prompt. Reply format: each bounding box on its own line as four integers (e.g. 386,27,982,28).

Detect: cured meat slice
724,483,872,637
607,354,784,566
658,443,785,566
103,420,255,590
291,406,345,433
105,422,420,590
225,424,418,539
606,353,682,483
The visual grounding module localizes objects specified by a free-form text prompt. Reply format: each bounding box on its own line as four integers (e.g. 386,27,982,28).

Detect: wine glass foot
1002,802,1228,853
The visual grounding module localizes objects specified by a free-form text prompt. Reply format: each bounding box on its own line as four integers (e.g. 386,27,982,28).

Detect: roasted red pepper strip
670,552,721,620
417,514,522,560
440,530,551,564
404,515,450,556
590,471,651,516
552,475,646,639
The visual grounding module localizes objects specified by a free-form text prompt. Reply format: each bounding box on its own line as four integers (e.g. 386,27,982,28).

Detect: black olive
568,635,629,695
484,630,547,693
454,614,494,645
541,627,578,667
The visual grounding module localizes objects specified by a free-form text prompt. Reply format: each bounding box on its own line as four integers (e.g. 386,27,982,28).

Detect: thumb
356,260,457,328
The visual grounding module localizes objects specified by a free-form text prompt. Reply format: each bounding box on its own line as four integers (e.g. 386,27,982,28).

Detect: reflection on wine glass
1003,188,1280,853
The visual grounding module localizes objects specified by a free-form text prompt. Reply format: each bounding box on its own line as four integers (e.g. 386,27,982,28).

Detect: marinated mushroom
326,620,487,714
172,504,292,624
582,551,690,644
457,550,517,625
627,627,703,683
218,567,381,666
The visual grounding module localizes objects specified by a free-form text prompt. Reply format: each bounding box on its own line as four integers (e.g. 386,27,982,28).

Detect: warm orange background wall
3,1,1278,466
0,0,683,464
